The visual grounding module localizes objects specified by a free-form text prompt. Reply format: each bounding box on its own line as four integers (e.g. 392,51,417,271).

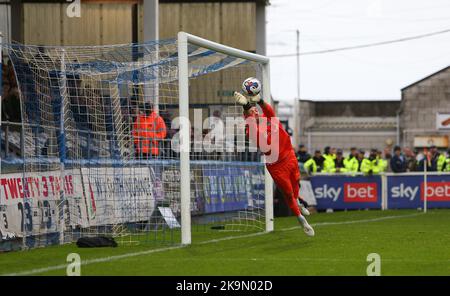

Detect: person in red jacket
132,104,167,158
234,80,314,237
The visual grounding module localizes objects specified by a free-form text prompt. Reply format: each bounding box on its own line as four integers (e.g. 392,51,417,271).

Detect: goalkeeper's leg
291,172,314,236
268,162,314,237
291,167,310,216
284,181,314,237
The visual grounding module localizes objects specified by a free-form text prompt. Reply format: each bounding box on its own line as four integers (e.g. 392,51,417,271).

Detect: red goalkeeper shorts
266,153,301,216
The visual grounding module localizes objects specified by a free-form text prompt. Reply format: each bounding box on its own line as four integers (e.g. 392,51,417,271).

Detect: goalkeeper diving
234,78,315,237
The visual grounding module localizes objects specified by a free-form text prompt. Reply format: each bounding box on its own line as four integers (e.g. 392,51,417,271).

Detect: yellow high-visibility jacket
304,158,317,174
437,154,447,172
322,153,336,173
361,158,380,175
344,156,359,173
376,157,388,173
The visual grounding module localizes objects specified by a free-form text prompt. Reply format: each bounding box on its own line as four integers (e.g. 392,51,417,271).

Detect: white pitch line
198,231,266,244
3,245,185,276
2,212,423,276
284,212,424,232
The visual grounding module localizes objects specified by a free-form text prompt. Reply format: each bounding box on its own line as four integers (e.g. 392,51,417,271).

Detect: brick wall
401,67,450,148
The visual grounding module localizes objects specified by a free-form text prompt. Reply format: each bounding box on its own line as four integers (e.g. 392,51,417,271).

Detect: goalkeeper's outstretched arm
258,100,275,119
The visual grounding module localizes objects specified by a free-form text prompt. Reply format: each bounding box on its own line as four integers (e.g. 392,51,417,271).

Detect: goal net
0,32,273,250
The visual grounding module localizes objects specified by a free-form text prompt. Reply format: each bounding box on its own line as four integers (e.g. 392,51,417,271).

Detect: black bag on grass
76,236,118,248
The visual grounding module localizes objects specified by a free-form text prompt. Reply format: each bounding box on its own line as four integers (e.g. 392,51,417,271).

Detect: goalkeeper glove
234,92,259,110
234,92,248,105
234,92,253,111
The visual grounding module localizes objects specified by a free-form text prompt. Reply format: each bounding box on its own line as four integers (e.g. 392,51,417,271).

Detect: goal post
177,32,191,245
177,32,274,244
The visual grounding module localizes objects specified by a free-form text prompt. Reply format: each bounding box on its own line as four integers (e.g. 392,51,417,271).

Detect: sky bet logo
390,182,450,201
391,184,419,201
344,183,377,202
314,183,377,203
421,182,450,202
314,185,341,201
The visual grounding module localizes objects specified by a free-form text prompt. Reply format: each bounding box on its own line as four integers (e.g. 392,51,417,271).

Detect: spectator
417,148,437,172
444,149,450,172
322,146,336,173
344,147,359,173
296,144,311,163
361,149,380,175
312,150,325,172
303,154,317,174
412,148,425,171
390,146,407,173
330,149,347,173
429,145,441,172
376,150,388,173
431,145,447,172
383,148,393,172
407,148,419,172
132,103,167,158
356,149,366,172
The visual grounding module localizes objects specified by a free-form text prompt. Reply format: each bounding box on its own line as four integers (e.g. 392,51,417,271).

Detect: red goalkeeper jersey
245,102,295,164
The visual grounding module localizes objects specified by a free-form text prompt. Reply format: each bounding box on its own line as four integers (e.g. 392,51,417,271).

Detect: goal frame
177,32,274,245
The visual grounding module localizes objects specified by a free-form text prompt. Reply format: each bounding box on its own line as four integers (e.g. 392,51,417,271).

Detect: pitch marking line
3,212,423,276
287,212,424,231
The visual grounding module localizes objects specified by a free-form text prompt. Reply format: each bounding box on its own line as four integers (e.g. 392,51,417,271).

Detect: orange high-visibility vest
132,112,167,156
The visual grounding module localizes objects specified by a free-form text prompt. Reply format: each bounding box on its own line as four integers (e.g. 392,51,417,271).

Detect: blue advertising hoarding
310,175,382,210
248,164,266,209
202,165,225,213
201,162,265,214
387,174,450,209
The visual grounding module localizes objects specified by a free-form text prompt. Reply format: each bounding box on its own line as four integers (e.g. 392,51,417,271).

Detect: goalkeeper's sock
298,198,309,208
297,198,310,216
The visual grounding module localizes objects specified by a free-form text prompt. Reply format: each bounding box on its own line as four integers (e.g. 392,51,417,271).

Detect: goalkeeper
234,78,315,237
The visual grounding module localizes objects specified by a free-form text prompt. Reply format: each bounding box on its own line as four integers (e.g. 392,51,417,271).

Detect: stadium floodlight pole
177,32,274,244
294,29,301,152
296,29,300,100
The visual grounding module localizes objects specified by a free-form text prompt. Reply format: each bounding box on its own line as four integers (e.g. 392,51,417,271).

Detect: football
242,77,261,96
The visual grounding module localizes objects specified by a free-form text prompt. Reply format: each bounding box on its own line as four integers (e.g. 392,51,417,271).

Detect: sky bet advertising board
387,174,450,209
310,176,382,210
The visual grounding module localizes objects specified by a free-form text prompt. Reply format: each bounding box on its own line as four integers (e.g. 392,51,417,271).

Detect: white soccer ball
242,77,261,96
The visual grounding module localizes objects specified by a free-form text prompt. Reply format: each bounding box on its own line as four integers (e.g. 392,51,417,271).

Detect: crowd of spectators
296,144,450,175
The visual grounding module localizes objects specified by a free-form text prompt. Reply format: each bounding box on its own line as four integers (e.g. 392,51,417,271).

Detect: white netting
0,38,267,249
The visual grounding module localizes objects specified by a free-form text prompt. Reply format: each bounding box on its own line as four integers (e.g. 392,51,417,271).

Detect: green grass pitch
1,209,450,276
